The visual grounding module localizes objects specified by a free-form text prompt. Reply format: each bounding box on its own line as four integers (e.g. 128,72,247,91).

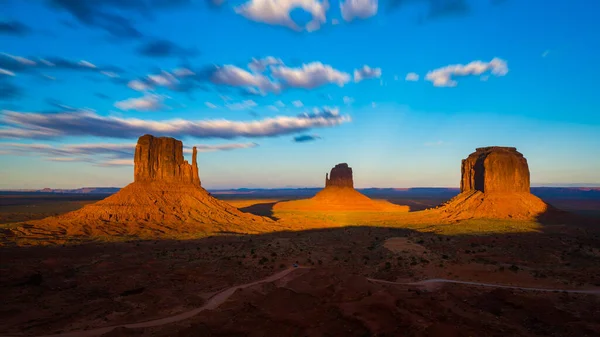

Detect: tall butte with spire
439,146,549,220
276,163,409,212
11,135,272,241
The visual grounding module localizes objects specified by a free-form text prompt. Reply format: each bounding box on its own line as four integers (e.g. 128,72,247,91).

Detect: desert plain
1,136,600,337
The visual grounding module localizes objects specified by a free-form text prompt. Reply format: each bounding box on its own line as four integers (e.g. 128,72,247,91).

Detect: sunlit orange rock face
12,134,273,240
461,147,530,194
440,146,549,220
134,134,200,186
276,163,409,212
325,163,353,188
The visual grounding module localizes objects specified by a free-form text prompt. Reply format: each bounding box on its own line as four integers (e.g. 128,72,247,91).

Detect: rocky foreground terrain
2,225,600,336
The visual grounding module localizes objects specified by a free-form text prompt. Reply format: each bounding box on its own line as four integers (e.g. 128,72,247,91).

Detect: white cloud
1,53,36,65
0,107,351,140
274,100,285,107
39,59,55,67
225,100,258,110
100,71,119,78
128,79,153,91
340,0,378,22
343,96,354,105
271,62,351,89
405,72,419,81
147,71,178,87
205,102,217,109
425,58,508,87
0,141,259,166
78,60,97,69
235,0,329,32
127,70,179,92
173,68,195,77
114,94,164,112
292,100,304,107
248,56,283,72
0,68,15,76
267,105,279,112
354,65,382,82
212,65,281,94
186,142,260,152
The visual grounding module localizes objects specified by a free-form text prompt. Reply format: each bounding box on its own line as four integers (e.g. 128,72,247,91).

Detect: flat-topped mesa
134,134,200,186
461,146,529,194
325,163,354,188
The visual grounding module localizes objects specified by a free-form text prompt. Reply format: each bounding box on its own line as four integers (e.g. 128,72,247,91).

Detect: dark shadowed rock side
325,163,354,188
8,135,273,243
440,146,548,220
134,135,200,185
461,147,530,193
276,163,409,212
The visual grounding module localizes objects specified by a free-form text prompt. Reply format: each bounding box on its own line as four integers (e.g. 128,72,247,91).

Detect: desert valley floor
1,188,600,337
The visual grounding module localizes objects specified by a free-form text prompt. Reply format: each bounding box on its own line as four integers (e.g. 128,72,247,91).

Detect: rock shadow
238,201,286,220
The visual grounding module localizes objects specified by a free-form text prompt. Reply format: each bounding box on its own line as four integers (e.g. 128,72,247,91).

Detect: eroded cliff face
325,163,354,188
460,147,530,194
134,134,200,186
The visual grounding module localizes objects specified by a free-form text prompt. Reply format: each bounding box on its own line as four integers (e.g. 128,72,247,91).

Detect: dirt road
4,266,307,337
368,278,600,295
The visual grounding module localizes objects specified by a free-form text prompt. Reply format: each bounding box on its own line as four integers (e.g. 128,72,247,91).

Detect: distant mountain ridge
1,187,599,198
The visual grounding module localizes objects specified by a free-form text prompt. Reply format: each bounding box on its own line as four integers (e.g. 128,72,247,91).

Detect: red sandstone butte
134,134,200,186
461,146,530,194
325,163,354,188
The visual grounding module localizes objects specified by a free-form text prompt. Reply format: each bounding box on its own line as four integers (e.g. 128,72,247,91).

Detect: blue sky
0,0,599,189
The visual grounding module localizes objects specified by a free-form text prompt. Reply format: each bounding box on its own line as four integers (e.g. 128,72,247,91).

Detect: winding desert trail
368,278,600,295
4,266,309,337
5,270,600,337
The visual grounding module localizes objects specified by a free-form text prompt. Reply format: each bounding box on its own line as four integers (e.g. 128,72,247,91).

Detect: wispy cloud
0,53,123,78
114,94,165,112
225,100,258,110
405,72,419,81
0,141,260,166
0,107,351,140
271,62,351,89
425,58,508,87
